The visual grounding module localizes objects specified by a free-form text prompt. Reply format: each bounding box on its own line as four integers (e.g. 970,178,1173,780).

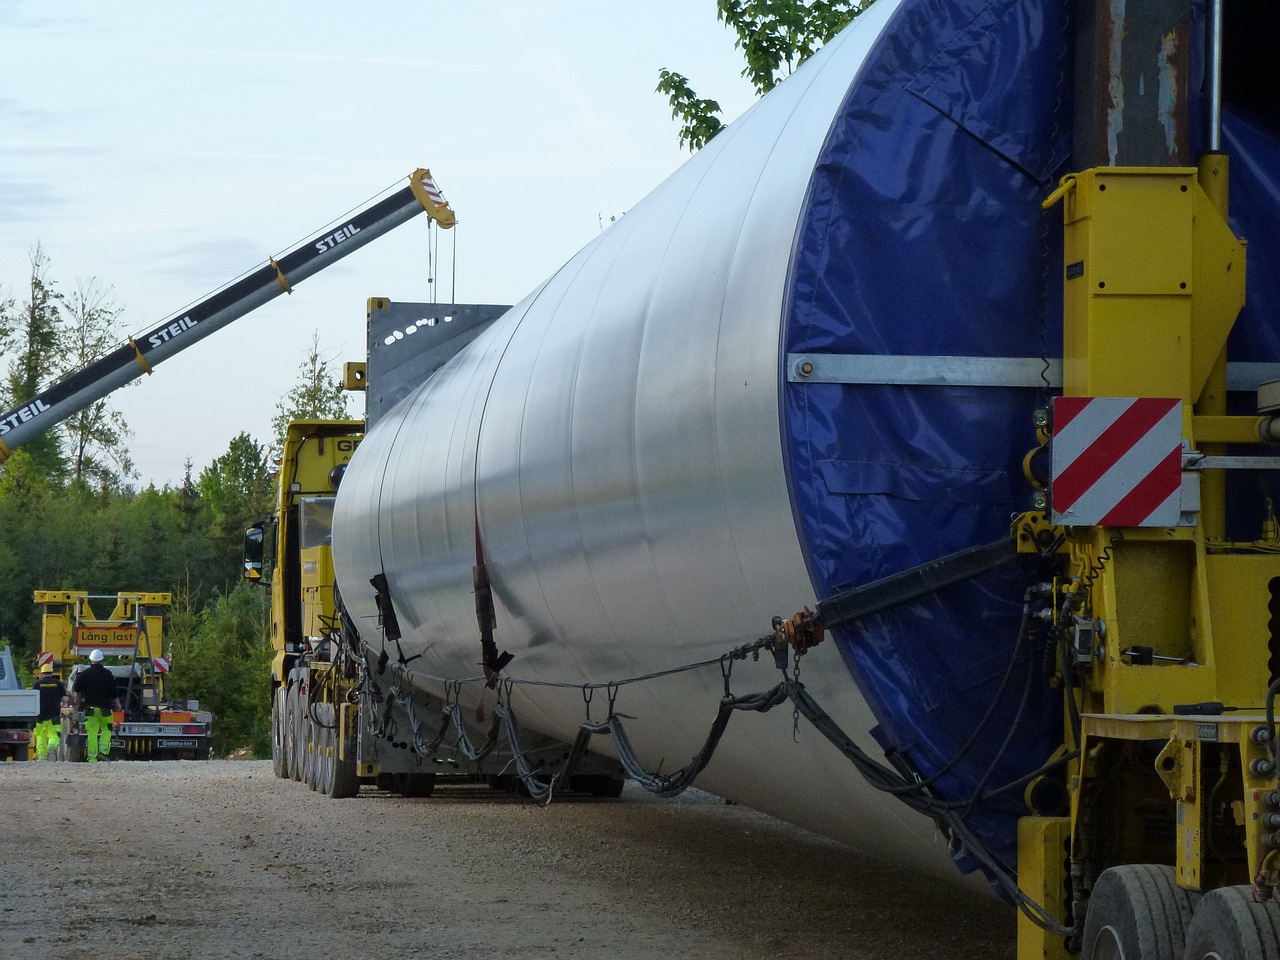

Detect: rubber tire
575,775,626,798
1083,865,1198,960
325,707,359,799
284,683,301,781
310,703,326,792
397,772,437,798
305,702,320,791
317,705,335,794
591,777,626,798
271,687,287,779
301,699,314,789
296,688,312,786
487,774,519,793
1183,885,1280,960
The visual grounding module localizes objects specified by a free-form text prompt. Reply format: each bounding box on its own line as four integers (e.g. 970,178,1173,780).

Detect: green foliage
270,331,351,450
164,583,272,758
659,0,870,151
61,278,135,490
719,0,863,93
0,250,290,756
4,244,67,478
198,432,275,592
656,69,725,152
0,428,279,753
0,284,12,346
0,247,134,486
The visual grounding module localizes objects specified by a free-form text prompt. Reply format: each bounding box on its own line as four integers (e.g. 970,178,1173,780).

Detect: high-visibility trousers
33,719,61,761
84,708,113,761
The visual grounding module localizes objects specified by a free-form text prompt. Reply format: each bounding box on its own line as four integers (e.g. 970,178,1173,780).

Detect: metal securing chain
355,597,1070,936
460,625,1068,936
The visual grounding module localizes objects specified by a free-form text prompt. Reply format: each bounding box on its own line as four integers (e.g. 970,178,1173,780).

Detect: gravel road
0,761,1012,959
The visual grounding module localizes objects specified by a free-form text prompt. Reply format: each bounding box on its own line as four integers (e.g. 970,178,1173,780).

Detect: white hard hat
89,649,104,662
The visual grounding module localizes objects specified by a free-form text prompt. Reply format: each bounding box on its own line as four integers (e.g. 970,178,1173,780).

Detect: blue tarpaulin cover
782,0,1280,884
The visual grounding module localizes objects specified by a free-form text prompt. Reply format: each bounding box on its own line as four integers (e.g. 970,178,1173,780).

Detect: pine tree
198,433,275,592
4,244,67,478
270,331,352,450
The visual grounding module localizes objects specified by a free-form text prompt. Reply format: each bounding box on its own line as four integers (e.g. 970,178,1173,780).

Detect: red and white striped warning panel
419,174,447,207
152,656,171,674
1051,397,1183,527
35,651,54,668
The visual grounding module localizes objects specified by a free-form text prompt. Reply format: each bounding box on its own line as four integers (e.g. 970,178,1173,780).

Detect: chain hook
720,656,734,698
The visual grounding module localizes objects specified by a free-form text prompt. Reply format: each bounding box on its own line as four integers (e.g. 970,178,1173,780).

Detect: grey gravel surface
0,760,1013,959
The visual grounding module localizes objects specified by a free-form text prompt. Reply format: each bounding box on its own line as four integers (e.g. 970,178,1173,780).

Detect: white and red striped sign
152,656,171,674
35,651,54,668
1051,397,1183,527
419,174,447,208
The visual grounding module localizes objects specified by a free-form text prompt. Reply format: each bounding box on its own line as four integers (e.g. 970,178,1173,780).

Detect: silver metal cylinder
333,0,975,884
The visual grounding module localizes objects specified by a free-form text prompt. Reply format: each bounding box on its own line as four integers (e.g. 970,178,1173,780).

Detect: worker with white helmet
72,649,120,762
30,662,66,761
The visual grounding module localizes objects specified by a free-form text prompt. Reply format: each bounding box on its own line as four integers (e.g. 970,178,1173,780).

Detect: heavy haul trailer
258,2,1278,959
249,299,630,798
35,591,213,761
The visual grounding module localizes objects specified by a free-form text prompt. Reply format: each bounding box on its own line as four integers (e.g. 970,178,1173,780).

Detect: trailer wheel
317,703,344,796
397,772,436,798
271,687,287,779
572,775,626,798
295,685,311,785
284,683,301,781
1182,885,1280,960
316,705,335,794
324,706,359,799
304,705,320,791
1083,865,1197,960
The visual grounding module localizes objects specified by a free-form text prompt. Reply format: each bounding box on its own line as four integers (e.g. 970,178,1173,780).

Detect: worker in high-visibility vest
72,649,121,763
30,663,66,761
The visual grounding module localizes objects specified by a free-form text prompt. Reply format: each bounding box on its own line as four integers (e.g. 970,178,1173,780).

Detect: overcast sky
0,1,758,487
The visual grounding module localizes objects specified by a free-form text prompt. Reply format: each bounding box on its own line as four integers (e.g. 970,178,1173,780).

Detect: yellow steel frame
33,590,172,677
1072,715,1275,886
1019,161,1279,960
1018,816,1073,960
267,420,363,687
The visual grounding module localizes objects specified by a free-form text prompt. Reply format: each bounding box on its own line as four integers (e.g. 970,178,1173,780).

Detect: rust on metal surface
1074,0,1190,167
